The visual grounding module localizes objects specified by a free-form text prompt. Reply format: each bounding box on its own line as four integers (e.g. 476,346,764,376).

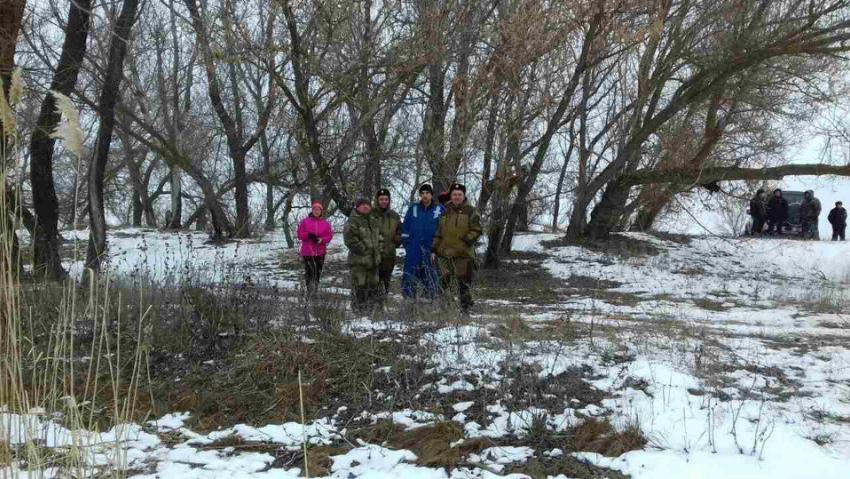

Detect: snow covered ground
4,230,850,478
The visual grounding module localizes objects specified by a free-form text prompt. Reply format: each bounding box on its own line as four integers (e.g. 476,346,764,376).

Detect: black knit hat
376,188,391,199
438,191,450,204
449,182,466,194
418,183,433,195
355,197,371,208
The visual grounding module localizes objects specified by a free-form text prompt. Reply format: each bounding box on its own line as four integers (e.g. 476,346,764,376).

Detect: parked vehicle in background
746,190,805,235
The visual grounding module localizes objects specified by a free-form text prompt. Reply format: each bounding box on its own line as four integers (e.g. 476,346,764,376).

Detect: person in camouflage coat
431,183,482,314
344,198,384,313
800,190,822,240
371,188,401,305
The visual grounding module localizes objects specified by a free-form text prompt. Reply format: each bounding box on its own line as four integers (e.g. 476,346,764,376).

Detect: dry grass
510,455,630,479
566,417,647,457
693,297,730,312
388,421,490,466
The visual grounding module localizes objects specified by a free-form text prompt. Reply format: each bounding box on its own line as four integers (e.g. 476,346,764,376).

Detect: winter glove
307,232,318,241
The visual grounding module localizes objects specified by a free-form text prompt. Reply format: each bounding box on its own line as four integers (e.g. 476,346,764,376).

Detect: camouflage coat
344,209,383,268
431,201,482,259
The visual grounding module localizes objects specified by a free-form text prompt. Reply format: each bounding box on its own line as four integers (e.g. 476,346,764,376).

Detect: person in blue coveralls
401,183,445,300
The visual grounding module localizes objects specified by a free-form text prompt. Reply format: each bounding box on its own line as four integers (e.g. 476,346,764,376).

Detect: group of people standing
749,188,846,240
296,182,482,315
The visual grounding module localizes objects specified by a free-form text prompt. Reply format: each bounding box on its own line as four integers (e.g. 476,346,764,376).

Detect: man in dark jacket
828,201,847,241
371,188,402,305
749,189,767,235
800,190,822,240
431,183,482,315
401,184,444,300
766,189,789,235
344,198,384,313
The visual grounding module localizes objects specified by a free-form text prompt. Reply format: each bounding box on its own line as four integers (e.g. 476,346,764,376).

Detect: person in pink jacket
297,201,334,296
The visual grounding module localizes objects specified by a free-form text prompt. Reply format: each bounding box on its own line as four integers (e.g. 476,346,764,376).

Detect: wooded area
3,0,850,277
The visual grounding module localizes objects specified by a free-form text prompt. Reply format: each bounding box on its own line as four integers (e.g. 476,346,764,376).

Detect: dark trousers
833,225,846,241
378,258,395,304
751,215,765,235
303,255,325,296
438,257,476,313
802,219,819,240
351,266,381,314
766,220,783,235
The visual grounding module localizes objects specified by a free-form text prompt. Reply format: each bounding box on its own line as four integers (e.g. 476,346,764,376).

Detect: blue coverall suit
401,201,444,298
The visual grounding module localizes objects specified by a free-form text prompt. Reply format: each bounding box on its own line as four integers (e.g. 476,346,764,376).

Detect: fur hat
355,197,371,208
376,188,391,199
449,182,467,194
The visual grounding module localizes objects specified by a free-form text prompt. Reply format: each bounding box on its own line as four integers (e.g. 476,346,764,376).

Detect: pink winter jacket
297,215,334,257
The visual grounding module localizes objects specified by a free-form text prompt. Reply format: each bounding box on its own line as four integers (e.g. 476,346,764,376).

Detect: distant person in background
344,197,383,313
297,201,334,298
749,188,767,235
372,188,402,306
431,183,482,315
800,190,822,240
766,189,788,235
828,201,846,241
401,184,444,301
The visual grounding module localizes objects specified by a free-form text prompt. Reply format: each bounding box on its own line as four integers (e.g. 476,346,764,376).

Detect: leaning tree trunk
86,0,140,273
585,179,632,240
29,0,92,279
552,137,575,232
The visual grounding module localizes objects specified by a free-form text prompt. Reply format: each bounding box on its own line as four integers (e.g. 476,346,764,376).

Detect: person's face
357,203,371,214
311,205,323,217
758,192,765,199
378,195,390,209
420,191,432,205
774,191,781,198
450,190,465,205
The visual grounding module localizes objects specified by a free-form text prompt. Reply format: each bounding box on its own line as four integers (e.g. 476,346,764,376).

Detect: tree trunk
552,132,575,232
132,193,142,227
585,179,632,240
169,166,182,228
195,207,208,232
477,96,500,213
233,150,250,237
0,0,25,158
86,0,140,272
423,49,447,190
29,0,93,279
261,132,275,231
0,0,26,278
281,191,295,249
361,124,382,195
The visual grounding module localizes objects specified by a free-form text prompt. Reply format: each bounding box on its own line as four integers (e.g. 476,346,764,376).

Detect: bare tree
29,0,93,279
